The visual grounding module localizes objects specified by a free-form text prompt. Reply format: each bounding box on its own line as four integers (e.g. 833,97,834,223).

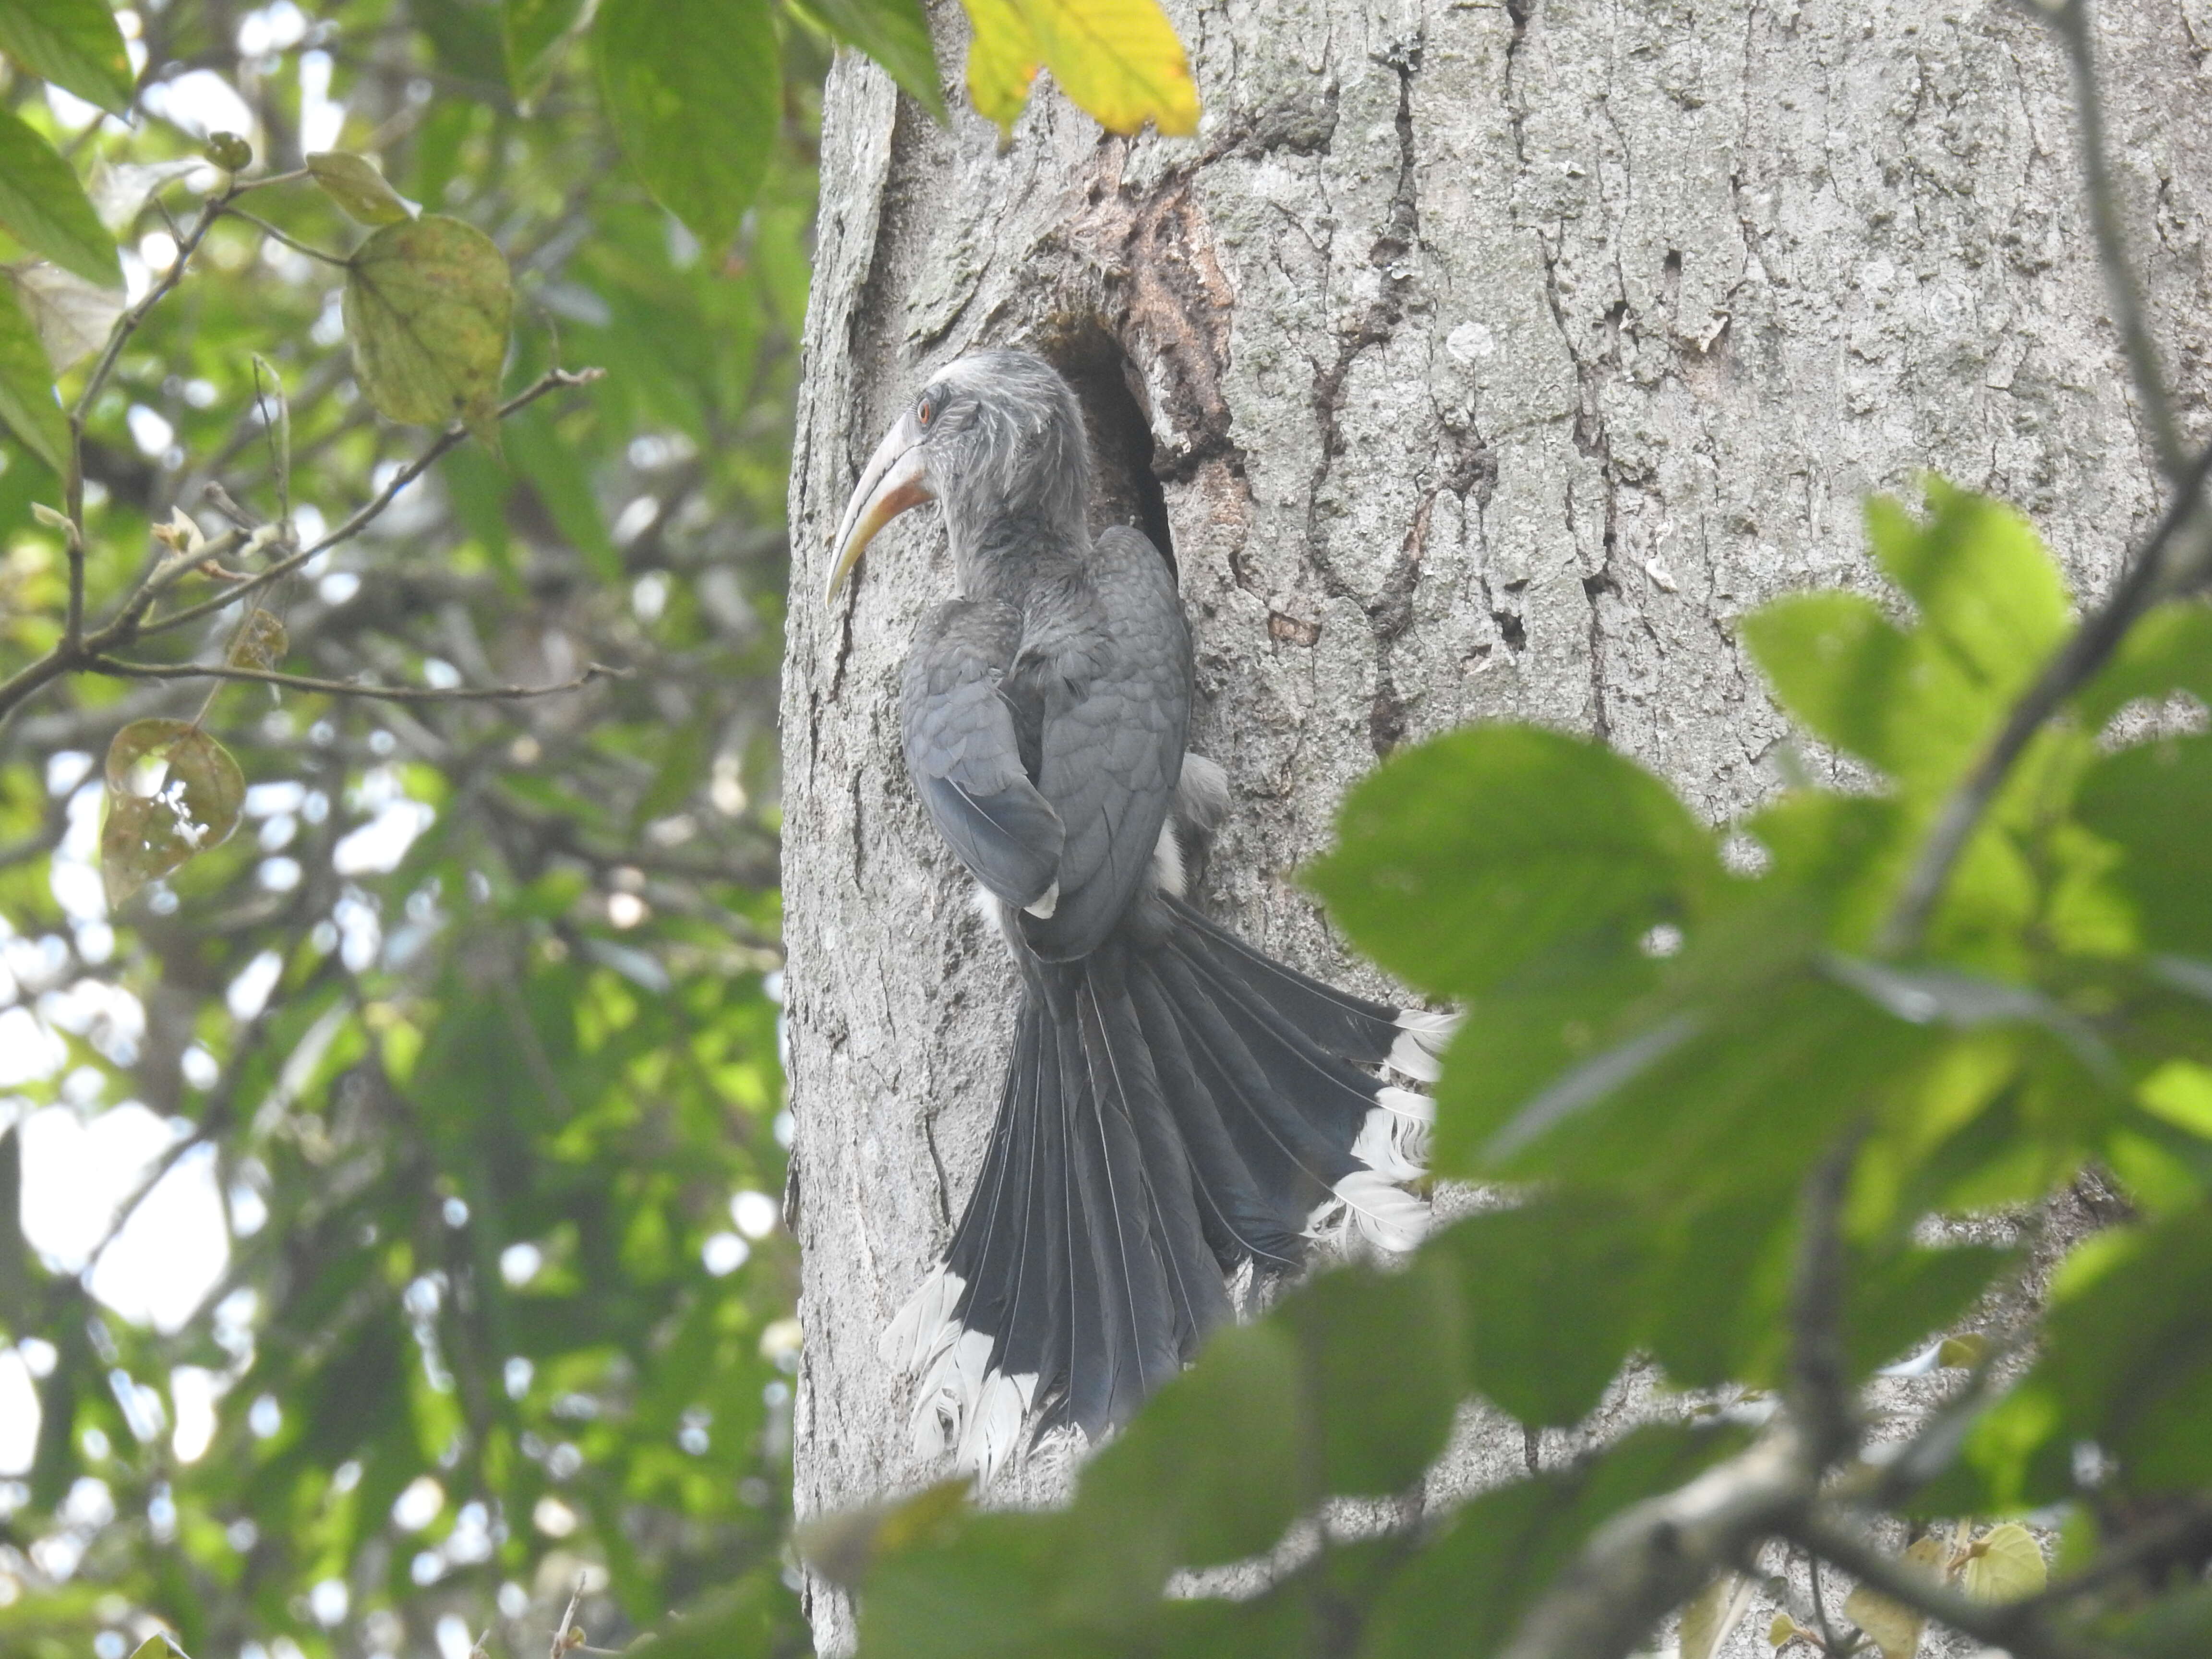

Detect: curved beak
825,413,933,606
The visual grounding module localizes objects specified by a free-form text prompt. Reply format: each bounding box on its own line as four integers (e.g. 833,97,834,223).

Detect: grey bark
778,0,2211,1648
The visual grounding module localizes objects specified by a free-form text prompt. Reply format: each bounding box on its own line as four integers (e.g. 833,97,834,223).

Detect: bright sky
1,737,438,1480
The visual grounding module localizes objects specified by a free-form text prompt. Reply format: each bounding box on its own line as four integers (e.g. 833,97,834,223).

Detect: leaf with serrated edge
100,720,245,905
308,152,415,225
1961,1522,2046,1602
0,275,68,472
0,106,121,284
342,215,512,447
0,0,137,114
228,609,288,672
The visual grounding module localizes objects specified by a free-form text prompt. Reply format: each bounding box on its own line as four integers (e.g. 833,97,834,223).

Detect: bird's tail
879,895,1453,1480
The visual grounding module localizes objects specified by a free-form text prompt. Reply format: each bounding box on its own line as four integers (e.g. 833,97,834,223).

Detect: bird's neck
951,509,1092,609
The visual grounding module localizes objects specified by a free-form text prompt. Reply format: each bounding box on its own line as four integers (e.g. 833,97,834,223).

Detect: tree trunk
780,0,2209,1646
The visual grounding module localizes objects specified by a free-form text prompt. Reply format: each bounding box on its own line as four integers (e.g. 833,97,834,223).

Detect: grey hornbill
826,349,1449,1478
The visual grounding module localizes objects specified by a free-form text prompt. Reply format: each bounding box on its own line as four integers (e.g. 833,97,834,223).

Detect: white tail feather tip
1388,1008,1459,1082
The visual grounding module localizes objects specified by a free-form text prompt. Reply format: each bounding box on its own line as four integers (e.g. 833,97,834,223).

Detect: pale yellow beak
825,414,933,605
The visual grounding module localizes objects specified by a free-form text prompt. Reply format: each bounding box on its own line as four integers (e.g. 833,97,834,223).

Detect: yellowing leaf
342,215,513,448
959,0,1041,130
100,719,245,905
1841,1534,1947,1659
1960,1522,2046,1602
308,151,415,226
959,0,1198,137
228,609,289,673
1680,1572,1755,1659
1936,1332,1989,1369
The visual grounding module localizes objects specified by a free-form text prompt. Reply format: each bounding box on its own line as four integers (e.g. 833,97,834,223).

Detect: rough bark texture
779,0,2212,1648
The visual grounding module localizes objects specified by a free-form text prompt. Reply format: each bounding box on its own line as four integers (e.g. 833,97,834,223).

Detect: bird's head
824,350,1091,605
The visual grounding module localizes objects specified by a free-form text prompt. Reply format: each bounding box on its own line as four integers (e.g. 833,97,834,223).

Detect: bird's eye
916,392,936,427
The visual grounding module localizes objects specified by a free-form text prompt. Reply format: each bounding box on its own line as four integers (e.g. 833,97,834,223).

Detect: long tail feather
880,899,1440,1481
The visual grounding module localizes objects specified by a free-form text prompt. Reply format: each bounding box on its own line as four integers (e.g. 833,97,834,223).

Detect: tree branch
1789,1513,2124,1659
140,367,606,638
2026,0,2188,481
1878,436,2212,956
89,655,629,704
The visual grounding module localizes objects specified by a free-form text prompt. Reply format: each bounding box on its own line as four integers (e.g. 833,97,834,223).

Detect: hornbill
826,349,1450,1479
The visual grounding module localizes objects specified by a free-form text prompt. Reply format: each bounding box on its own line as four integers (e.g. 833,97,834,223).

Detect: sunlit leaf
308,151,416,225
2078,735,2212,956
0,105,121,284
0,0,138,115
0,272,68,471
596,0,779,251
100,718,246,905
1960,1521,2046,1602
10,257,123,371
343,214,513,446
959,0,1198,136
1866,481,2070,701
957,0,1039,128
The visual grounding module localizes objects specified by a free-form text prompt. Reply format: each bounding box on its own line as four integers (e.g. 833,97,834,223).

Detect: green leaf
0,0,138,115
0,104,121,284
504,0,588,99
1358,1424,1744,1659
796,0,946,118
796,0,942,115
596,0,779,252
99,718,246,905
2077,600,2212,727
13,258,125,372
1280,1255,1466,1496
1307,725,1721,1000
307,151,415,225
126,1636,192,1659
342,214,513,446
2038,1203,2212,1491
1433,1194,1647,1425
2078,735,2212,956
0,273,68,472
1070,1320,1302,1588
1866,481,2070,701
1847,1244,2012,1377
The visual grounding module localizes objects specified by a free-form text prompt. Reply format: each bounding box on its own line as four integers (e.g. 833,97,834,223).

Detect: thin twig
1790,1513,2123,1659
219,204,350,266
90,656,628,704
1788,1135,1862,1467
1878,436,2212,955
2028,0,2188,481
143,367,605,638
549,1574,586,1659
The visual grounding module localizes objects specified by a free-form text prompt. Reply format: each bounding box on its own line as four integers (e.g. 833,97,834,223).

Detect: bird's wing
1022,526,1192,958
902,599,1066,911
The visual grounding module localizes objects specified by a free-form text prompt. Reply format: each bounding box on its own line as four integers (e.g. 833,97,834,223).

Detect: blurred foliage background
0,2,825,1655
